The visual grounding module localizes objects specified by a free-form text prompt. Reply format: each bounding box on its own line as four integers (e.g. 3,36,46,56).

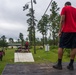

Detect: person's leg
67,48,76,70
58,48,63,59
57,48,63,65
53,48,63,70
70,48,76,59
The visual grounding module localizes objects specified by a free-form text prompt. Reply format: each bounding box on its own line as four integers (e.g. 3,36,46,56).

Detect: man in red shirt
53,1,76,70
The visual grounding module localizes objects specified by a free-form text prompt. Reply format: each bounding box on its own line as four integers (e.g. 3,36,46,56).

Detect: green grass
0,47,75,74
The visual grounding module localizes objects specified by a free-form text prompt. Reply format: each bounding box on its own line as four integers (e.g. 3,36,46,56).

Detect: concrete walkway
2,63,76,75
14,53,34,62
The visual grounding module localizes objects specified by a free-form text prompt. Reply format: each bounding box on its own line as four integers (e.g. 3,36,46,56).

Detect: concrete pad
14,53,34,62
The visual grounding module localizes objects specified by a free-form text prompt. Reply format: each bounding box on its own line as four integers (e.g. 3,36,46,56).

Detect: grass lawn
0,46,75,74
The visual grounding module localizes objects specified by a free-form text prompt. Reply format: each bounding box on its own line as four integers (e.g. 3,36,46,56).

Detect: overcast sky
0,0,76,41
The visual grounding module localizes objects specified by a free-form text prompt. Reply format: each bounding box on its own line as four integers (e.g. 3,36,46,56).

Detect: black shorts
59,32,76,48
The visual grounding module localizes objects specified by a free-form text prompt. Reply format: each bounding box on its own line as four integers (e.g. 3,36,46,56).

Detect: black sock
69,59,74,66
58,59,62,65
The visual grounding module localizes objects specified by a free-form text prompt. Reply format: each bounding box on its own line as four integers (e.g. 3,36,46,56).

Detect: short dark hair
65,1,71,6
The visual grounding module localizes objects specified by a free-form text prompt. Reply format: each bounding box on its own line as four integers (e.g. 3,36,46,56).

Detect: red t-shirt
25,42,28,46
61,6,76,32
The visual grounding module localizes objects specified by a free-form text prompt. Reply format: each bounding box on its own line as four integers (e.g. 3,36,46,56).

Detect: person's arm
58,15,65,36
